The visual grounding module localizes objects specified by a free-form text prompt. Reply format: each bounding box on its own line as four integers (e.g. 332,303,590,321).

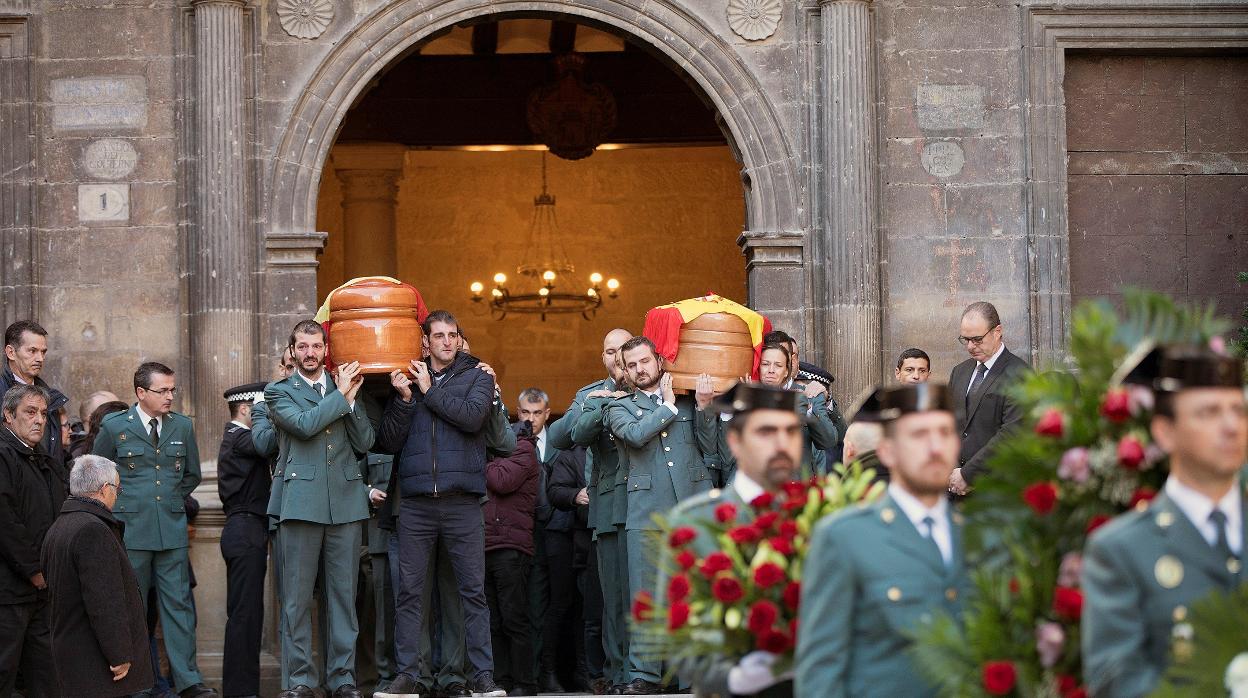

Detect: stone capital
191,0,246,7
818,0,872,7
331,141,408,171
737,229,805,271
265,231,329,269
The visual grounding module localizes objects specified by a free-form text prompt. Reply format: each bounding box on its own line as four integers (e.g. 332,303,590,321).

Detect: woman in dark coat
40,454,154,698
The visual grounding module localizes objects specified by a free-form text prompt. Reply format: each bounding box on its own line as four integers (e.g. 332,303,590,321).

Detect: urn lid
329,278,422,312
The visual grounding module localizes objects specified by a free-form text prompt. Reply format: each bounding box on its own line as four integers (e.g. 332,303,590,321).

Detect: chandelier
470,153,619,321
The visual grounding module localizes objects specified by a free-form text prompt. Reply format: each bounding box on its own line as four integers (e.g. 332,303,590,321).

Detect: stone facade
2,0,1246,684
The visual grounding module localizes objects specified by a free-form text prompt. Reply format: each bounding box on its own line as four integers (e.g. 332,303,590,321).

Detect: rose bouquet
633,461,885,677
910,289,1231,697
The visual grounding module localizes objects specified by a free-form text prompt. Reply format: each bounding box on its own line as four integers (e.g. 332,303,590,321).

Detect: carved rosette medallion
277,0,334,39
727,0,781,41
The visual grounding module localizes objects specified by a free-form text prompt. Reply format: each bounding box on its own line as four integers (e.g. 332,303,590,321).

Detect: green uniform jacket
1082,484,1246,698
92,406,201,551
606,392,718,532
364,453,394,554
795,494,968,698
251,399,278,459
552,378,622,535
263,374,375,525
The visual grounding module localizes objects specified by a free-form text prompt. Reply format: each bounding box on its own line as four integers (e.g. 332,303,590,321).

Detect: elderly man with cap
657,381,806,697
795,382,969,698
217,381,272,698
1082,344,1246,698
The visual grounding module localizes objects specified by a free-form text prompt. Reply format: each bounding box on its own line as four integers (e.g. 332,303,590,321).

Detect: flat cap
224,381,268,403
710,381,802,416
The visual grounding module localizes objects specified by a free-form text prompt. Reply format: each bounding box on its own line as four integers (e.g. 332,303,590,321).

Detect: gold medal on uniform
1154,555,1184,589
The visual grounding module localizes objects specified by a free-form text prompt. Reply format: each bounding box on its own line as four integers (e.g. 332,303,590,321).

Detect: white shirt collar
535,428,547,459
134,403,161,430
1165,475,1242,554
229,419,250,431
732,472,766,506
981,342,1007,372
888,482,954,565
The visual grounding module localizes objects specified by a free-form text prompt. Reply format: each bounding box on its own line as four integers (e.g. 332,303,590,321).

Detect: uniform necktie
966,363,988,407
651,392,661,405
921,515,946,566
314,382,324,397
1209,509,1236,560
148,418,159,447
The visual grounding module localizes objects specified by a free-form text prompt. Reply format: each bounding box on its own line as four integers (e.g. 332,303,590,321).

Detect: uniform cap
224,381,268,403
850,383,954,423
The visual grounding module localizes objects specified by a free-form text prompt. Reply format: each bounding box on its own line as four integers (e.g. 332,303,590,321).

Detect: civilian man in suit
605,336,719,695
92,362,215,698
796,383,969,698
1083,345,1246,697
947,301,1029,495
264,320,375,698
217,381,273,698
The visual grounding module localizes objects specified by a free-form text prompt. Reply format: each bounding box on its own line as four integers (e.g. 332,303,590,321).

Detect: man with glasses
92,361,216,698
947,302,1029,496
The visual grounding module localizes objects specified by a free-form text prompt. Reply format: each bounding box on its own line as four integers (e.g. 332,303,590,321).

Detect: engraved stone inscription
82,139,138,180
916,84,984,131
51,77,147,130
921,141,966,178
78,184,130,222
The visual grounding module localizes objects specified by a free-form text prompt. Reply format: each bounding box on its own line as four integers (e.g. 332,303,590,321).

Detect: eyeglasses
142,387,178,397
102,482,122,493
957,325,1000,346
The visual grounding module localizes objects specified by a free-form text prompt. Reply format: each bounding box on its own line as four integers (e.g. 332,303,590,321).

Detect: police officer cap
1115,342,1244,393
223,381,268,403
850,383,954,423
709,382,801,416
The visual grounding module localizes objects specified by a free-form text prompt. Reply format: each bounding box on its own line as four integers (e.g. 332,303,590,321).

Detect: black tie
651,393,661,405
1209,510,1236,560
148,418,159,447
314,382,324,397
966,363,988,408
921,515,946,566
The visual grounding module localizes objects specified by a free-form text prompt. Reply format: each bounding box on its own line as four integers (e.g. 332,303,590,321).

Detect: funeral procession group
1,283,1245,698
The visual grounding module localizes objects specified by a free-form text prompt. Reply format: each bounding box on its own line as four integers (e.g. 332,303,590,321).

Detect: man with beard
1083,345,1246,697
659,382,805,697
796,383,969,698
605,336,719,695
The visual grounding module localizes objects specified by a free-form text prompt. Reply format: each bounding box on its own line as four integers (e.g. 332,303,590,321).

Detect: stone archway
261,0,808,357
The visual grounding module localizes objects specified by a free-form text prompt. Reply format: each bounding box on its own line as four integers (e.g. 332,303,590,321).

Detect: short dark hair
4,320,47,350
760,342,792,368
962,301,1001,329
2,383,49,417
288,320,325,350
422,310,459,337
134,361,174,391
517,387,549,407
1153,392,1175,419
895,347,930,370
763,330,796,348
83,401,129,453
228,401,250,419
620,336,658,359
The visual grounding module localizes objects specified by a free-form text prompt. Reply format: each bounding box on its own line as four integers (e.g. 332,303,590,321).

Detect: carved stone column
333,143,406,279
190,0,253,462
739,229,807,348
820,0,880,405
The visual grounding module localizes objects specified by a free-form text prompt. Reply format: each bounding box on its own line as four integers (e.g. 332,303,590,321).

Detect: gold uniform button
1172,605,1188,622
155,496,161,501
1230,558,1242,574
328,444,333,449
880,508,896,524
887,587,902,602
945,588,957,601
155,449,160,455
667,461,674,467
664,446,671,452
155,465,161,470
661,432,668,438
155,481,161,486
290,473,297,478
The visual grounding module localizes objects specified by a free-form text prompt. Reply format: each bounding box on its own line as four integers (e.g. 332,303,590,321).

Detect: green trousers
127,546,203,693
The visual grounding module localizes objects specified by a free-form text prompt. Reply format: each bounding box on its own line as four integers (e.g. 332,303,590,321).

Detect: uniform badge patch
1154,555,1184,589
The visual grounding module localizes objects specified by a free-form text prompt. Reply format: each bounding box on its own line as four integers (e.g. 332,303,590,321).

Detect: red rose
631,591,654,623
711,575,745,603
714,502,739,523
675,550,697,571
746,599,779,634
1057,675,1087,698
667,574,691,604
1052,586,1084,621
1008,578,1021,595
769,536,794,556
1022,481,1059,515
1129,487,1157,509
1117,435,1145,470
1035,408,1065,437
783,581,801,611
778,520,799,540
755,511,780,531
782,493,808,512
667,601,691,631
668,526,697,549
752,562,786,589
789,617,798,640
699,551,733,579
1099,389,1131,423
755,628,791,654
728,525,762,544
782,481,807,499
982,660,1017,696
750,492,775,509
1085,514,1111,534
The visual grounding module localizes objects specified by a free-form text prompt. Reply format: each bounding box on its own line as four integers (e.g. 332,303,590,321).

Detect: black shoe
570,672,594,692
179,685,219,698
469,673,507,697
618,679,664,695
506,687,535,697
332,685,363,698
591,677,612,695
539,671,565,694
441,683,472,698
277,686,315,698
376,674,431,698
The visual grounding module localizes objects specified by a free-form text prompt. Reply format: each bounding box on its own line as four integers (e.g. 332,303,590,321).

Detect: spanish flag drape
642,293,773,378
313,276,430,369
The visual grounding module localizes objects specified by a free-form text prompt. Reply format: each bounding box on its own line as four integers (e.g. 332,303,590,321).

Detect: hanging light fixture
470,152,620,321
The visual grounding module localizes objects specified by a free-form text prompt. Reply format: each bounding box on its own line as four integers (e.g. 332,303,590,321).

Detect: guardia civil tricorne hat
709,381,802,417
1115,342,1245,393
223,381,268,404
850,382,954,423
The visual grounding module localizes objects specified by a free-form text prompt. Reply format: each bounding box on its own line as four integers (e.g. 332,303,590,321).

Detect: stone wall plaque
82,139,138,180
277,0,334,39
51,77,147,131
921,141,965,178
77,184,129,222
916,84,984,131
